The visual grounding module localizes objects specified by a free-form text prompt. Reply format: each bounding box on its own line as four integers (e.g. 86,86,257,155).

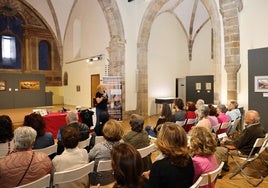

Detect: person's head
228,100,238,110
196,99,205,109
103,119,124,142
208,104,217,116
190,126,217,157
156,122,190,167
96,84,106,94
129,114,144,133
0,115,14,143
66,111,78,124
161,103,172,121
62,126,80,149
244,110,260,125
111,142,144,188
23,112,46,137
14,126,37,151
198,105,209,119
186,101,196,111
217,104,227,114
174,98,184,110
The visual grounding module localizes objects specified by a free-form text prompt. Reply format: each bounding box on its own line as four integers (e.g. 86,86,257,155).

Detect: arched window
0,14,23,69
38,40,51,70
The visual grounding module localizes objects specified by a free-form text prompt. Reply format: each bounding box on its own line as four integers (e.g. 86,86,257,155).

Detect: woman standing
95,84,109,126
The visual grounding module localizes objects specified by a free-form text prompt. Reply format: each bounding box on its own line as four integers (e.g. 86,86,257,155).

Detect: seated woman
0,126,52,188
208,104,220,127
123,114,151,171
23,112,54,149
89,119,124,186
189,126,218,188
0,115,14,157
173,98,186,125
196,105,212,130
145,103,174,137
52,126,89,188
111,142,145,188
143,122,194,188
185,101,197,132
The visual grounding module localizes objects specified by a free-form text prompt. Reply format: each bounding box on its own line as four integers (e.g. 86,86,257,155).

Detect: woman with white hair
0,126,52,188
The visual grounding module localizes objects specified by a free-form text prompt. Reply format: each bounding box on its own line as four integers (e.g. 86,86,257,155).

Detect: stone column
220,0,242,101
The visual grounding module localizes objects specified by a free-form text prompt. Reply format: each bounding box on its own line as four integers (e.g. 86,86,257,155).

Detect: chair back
137,143,156,158
185,118,196,125
16,174,51,188
53,161,95,185
96,160,112,172
95,136,105,145
190,162,224,188
176,120,186,126
78,136,91,149
247,137,266,158
33,144,57,156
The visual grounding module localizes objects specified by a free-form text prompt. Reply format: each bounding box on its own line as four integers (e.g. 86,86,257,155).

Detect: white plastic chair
96,160,112,172
53,161,95,186
95,136,105,145
190,162,224,188
16,174,51,188
33,144,57,156
137,143,156,158
78,136,91,149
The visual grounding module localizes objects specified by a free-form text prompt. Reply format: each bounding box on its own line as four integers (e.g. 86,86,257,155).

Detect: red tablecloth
44,112,68,139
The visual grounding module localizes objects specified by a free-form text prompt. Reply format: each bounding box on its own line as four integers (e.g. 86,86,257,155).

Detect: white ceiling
25,0,209,45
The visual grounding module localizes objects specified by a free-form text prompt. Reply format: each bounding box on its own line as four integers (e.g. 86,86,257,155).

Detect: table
155,97,177,114
43,112,68,139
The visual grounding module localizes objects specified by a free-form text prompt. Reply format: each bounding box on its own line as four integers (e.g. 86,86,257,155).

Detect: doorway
91,74,100,108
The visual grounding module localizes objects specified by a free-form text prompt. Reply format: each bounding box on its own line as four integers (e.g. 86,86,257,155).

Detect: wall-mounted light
206,82,212,93
87,54,103,62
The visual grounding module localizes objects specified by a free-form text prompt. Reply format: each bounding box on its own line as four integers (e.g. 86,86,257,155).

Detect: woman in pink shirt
190,126,218,188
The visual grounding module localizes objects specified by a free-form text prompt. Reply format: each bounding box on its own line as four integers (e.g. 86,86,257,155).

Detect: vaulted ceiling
23,0,210,47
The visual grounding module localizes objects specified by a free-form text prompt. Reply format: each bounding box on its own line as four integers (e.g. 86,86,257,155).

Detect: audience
215,110,266,172
57,111,89,154
190,126,218,187
208,104,219,127
145,103,174,137
184,101,197,132
52,126,89,188
111,142,145,188
89,119,124,186
196,105,212,130
0,115,14,156
216,104,230,134
0,126,52,187
226,101,242,134
23,112,54,149
216,104,230,124
123,114,152,171
143,122,194,188
173,98,186,125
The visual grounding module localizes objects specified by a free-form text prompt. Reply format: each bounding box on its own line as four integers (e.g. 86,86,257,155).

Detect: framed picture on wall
254,76,268,92
0,80,6,91
19,80,40,90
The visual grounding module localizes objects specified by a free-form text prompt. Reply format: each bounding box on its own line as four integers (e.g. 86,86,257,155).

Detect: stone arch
137,0,224,115
97,0,126,115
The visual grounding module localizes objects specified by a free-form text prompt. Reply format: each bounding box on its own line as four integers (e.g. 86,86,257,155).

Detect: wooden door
91,74,100,108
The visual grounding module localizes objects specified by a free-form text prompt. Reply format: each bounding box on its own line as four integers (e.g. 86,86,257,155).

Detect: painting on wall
19,80,40,90
0,80,6,91
254,76,268,92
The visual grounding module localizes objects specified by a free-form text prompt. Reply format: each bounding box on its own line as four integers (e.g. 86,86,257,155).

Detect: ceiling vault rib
188,0,199,61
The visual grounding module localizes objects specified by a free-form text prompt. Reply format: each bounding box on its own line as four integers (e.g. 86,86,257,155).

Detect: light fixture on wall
196,82,201,93
206,82,212,93
87,54,103,62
